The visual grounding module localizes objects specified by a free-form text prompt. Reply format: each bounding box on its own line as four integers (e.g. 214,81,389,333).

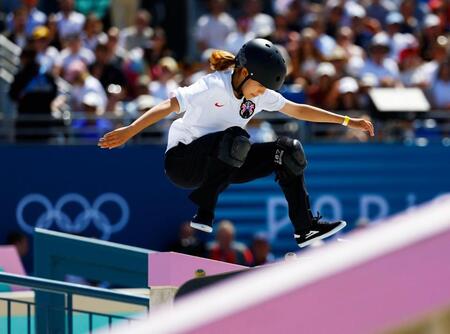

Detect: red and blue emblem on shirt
239,99,256,119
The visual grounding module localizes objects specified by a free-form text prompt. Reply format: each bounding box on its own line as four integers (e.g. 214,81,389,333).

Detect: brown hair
209,50,236,71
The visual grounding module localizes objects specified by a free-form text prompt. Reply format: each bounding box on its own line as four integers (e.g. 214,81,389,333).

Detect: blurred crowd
170,220,274,267
1,0,450,143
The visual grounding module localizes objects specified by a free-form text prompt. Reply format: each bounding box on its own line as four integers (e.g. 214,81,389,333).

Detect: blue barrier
33,228,151,334
0,271,148,334
0,144,449,259
0,145,194,273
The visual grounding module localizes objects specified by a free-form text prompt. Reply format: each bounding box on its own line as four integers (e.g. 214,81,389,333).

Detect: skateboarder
98,38,374,248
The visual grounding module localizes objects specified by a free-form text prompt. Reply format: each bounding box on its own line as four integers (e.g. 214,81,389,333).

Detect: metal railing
0,111,449,145
0,272,149,334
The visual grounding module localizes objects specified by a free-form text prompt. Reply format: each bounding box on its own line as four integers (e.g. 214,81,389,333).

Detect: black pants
164,128,313,234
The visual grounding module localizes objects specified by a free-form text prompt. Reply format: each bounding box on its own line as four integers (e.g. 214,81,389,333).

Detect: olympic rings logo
16,193,130,240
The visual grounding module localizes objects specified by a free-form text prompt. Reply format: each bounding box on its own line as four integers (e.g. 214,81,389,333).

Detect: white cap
136,95,158,111
316,62,336,78
424,14,440,28
82,92,102,108
346,2,366,18
360,73,379,87
370,32,390,48
339,76,359,94
346,56,364,77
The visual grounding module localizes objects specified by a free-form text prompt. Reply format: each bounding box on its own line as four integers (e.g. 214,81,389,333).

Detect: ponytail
209,50,236,71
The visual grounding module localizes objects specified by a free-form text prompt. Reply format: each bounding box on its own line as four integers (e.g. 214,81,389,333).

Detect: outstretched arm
98,97,180,149
280,100,374,136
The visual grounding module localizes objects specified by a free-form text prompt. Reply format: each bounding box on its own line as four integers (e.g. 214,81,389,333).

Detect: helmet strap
232,70,251,99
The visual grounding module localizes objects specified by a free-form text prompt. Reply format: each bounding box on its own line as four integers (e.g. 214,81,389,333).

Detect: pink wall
0,246,27,291
189,229,450,334
148,252,247,287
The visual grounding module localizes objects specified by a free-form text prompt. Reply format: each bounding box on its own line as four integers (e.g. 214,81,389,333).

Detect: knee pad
217,128,251,168
275,137,307,176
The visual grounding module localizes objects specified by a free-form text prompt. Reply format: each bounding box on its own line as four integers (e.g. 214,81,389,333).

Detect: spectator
250,232,274,266
46,13,62,50
185,48,215,85
358,73,379,109
207,220,253,266
32,26,59,73
336,26,365,60
80,13,105,51
54,32,95,77
241,0,275,38
55,0,86,41
420,14,444,61
119,9,153,51
428,0,449,31
413,36,449,88
307,62,336,109
358,32,401,87
398,46,423,87
106,27,128,66
399,0,429,34
6,0,46,37
385,12,418,61
334,76,361,110
346,3,373,50
195,0,236,51
271,13,292,47
273,0,304,33
366,0,398,27
170,222,206,257
293,28,323,80
430,61,450,109
89,40,127,93
304,13,336,58
149,56,180,100
4,7,28,48
143,27,174,80
9,46,58,141
71,91,113,138
324,1,345,39
64,60,107,112
327,46,349,78
224,17,255,54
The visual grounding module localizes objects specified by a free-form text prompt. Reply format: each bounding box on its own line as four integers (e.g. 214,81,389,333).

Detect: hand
348,118,375,137
98,126,134,149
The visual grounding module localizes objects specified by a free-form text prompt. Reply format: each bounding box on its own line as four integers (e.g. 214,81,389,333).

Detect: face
242,78,266,99
217,227,234,249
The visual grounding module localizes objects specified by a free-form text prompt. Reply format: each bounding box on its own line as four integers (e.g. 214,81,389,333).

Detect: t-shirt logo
239,99,256,119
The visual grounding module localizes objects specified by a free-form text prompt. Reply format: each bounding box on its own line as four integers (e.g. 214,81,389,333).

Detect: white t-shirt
167,70,287,151
358,59,399,81
55,11,86,39
248,13,275,38
70,76,107,112
195,13,236,49
56,48,96,72
431,79,450,109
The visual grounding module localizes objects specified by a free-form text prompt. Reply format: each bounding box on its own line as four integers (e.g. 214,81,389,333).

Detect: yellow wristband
342,116,350,126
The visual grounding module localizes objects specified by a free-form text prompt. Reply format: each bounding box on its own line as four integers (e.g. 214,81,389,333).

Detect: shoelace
312,212,323,224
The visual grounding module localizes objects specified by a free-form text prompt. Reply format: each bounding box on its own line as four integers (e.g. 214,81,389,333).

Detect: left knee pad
275,137,307,176
217,132,251,168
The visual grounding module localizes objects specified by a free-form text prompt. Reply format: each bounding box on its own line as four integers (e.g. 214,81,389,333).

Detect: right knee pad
275,137,307,176
217,131,251,168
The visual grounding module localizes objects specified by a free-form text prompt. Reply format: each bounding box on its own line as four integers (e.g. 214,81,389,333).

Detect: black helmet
235,39,287,90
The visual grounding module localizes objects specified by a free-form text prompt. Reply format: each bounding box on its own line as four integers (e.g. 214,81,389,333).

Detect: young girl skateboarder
98,39,374,248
